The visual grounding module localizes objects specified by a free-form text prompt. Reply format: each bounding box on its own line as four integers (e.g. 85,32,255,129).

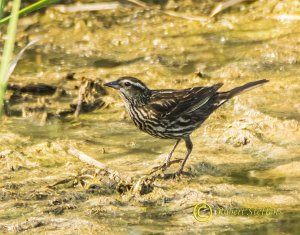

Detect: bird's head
105,77,151,104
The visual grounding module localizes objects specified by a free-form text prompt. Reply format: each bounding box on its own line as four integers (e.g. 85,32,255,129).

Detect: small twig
210,0,250,17
162,10,208,23
53,2,120,13
67,145,125,182
74,79,89,118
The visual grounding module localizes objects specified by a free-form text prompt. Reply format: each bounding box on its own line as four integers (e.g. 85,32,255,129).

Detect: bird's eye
124,82,131,87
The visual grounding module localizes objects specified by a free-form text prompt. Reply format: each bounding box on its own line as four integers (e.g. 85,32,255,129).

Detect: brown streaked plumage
105,77,268,176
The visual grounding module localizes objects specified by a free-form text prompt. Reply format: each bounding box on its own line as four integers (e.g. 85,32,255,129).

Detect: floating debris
4,76,106,122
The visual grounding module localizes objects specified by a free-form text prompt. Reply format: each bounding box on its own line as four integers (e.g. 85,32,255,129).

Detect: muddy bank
0,0,300,234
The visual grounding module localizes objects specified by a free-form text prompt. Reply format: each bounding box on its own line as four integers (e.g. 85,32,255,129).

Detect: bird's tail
216,79,269,106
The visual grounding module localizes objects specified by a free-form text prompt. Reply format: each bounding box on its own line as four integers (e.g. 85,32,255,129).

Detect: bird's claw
150,161,170,174
172,169,183,179
150,158,184,175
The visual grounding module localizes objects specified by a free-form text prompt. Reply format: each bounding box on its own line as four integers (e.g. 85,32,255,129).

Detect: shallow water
0,0,300,234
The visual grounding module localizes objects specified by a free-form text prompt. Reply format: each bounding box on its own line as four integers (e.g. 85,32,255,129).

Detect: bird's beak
104,80,120,89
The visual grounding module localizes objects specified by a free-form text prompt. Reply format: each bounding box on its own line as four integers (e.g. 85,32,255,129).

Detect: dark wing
148,83,223,119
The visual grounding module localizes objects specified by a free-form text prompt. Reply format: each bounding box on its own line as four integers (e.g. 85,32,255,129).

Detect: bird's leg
151,139,180,174
174,136,193,177
163,139,181,170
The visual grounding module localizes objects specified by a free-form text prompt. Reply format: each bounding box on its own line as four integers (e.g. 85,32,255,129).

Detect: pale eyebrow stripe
124,80,145,90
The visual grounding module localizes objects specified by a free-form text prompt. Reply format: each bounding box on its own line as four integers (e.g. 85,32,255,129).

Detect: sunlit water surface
0,1,300,234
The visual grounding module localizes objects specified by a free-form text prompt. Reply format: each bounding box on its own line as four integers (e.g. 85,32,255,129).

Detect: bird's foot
173,169,183,179
150,161,169,175
150,158,183,175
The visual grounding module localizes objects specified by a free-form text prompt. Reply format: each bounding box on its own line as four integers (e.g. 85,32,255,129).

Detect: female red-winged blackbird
105,77,268,176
